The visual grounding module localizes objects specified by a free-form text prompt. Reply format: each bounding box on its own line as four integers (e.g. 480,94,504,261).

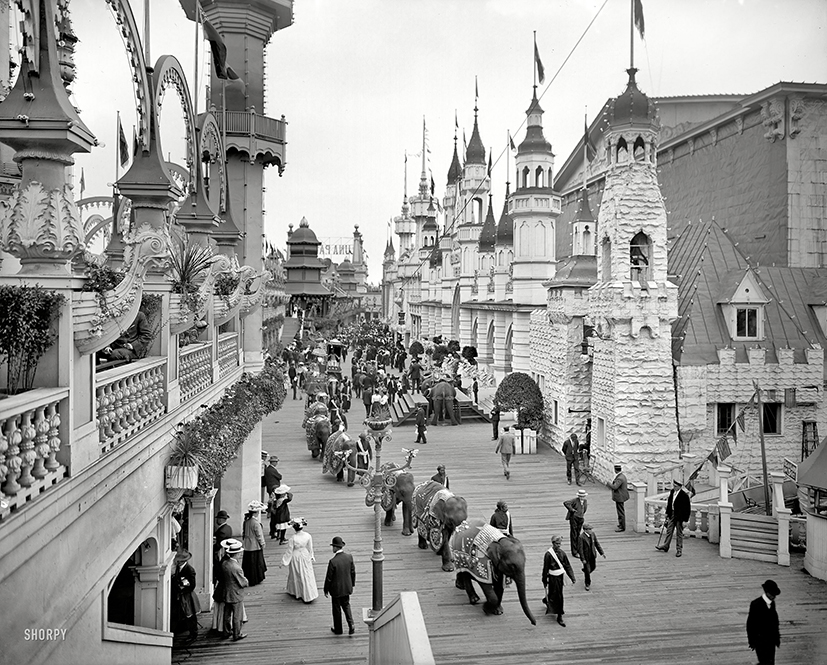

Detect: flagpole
194,4,200,119
533,31,537,90
115,110,120,184
583,110,588,191
144,0,150,64
506,131,510,185
753,381,772,516
630,0,635,69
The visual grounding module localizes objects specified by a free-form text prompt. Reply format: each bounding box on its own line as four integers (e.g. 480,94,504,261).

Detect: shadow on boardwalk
174,396,827,665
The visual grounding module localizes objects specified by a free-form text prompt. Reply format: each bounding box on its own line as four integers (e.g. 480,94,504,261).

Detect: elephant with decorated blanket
411,480,467,571
323,429,372,486
450,518,536,624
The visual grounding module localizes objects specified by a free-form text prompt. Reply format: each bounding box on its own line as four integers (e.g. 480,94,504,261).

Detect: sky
43,0,827,282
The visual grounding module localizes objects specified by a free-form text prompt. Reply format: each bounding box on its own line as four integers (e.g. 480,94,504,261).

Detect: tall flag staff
582,109,597,190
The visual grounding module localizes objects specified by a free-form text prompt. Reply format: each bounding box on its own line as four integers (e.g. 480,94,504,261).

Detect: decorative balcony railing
224,110,286,144
0,388,69,521
96,358,167,455
218,332,239,378
179,342,213,403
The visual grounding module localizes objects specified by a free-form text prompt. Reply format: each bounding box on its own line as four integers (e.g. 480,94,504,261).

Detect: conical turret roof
495,183,513,245
465,113,486,165
608,68,657,129
478,194,497,252
447,141,462,183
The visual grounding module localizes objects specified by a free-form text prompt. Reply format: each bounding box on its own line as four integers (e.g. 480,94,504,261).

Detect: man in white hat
215,539,248,641
563,489,588,559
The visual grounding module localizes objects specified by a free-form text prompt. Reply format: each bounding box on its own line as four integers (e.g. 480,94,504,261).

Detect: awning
798,441,827,490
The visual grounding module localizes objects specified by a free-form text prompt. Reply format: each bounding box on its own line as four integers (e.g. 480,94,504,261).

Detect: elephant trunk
513,571,537,626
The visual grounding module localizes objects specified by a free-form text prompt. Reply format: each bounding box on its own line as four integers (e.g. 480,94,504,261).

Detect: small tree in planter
0,285,65,395
461,345,478,365
166,424,205,490
409,340,424,360
494,372,544,443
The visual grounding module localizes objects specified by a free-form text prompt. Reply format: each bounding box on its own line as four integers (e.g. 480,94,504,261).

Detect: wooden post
770,470,792,566
718,466,732,558
753,381,772,515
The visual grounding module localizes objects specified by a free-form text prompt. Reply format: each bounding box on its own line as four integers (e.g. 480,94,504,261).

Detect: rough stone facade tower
588,68,680,481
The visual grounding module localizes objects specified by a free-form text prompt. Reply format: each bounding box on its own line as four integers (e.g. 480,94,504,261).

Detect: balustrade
218,332,240,378
643,495,710,540
179,343,213,403
0,388,69,521
96,359,167,455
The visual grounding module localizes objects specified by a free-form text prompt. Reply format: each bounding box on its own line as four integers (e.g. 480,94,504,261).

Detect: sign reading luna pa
319,237,354,261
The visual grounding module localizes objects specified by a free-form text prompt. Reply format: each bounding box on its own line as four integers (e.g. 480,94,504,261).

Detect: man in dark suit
610,463,631,531
324,536,356,636
656,479,692,557
213,510,233,583
263,456,283,538
415,406,427,444
747,580,781,664
563,489,588,558
562,433,582,486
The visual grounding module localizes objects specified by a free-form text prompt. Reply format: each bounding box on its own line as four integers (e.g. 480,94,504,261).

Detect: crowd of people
168,320,785,664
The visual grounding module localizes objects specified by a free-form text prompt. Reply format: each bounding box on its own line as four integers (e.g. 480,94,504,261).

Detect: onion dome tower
587,67,679,481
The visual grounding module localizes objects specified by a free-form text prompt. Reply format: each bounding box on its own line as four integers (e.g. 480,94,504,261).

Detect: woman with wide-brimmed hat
242,500,268,586
280,517,319,602
268,484,293,544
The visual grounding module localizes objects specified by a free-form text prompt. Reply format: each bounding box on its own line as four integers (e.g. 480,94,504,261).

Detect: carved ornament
788,96,806,138
240,270,273,318
761,99,785,142
0,181,86,272
73,222,171,354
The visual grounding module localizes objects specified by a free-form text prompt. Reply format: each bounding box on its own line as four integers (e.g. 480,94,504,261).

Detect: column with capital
188,489,218,609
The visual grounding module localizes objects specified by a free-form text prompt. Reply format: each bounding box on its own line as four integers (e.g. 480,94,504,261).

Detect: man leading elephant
542,534,576,627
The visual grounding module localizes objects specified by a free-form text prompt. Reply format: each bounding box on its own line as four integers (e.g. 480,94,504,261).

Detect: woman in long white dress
281,518,319,602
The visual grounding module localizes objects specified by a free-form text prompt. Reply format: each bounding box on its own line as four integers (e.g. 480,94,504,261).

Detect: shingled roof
669,219,827,368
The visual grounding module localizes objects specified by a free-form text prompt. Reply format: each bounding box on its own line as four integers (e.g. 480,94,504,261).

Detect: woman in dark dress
241,501,267,586
269,485,293,544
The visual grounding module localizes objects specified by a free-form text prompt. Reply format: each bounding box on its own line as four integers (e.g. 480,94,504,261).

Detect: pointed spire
447,112,462,183
496,181,513,246
466,83,486,165
419,116,429,197
478,193,497,253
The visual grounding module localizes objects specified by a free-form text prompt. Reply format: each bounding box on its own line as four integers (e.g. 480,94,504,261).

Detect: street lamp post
369,428,387,614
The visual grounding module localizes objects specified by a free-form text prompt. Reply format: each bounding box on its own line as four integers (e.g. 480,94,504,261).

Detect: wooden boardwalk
174,395,827,665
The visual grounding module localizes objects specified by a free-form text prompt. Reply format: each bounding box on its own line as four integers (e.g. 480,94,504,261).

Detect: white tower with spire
587,67,679,481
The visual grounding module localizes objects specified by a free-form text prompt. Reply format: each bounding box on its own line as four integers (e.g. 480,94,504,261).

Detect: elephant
305,414,331,459
302,398,329,429
323,429,372,486
430,380,460,426
382,471,415,536
411,480,467,571
450,518,537,625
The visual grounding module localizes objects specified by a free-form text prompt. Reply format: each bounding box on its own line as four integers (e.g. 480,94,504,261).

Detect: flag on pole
634,0,645,39
455,111,458,131
475,76,478,104
79,168,85,198
430,174,435,196
584,118,597,162
508,131,516,152
487,150,492,176
132,126,138,158
534,40,545,85
117,115,129,168
178,0,241,81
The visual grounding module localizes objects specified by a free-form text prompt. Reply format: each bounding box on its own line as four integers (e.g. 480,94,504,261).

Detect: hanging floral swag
174,359,287,494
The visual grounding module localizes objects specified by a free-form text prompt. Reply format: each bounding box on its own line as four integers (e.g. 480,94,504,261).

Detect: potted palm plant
168,229,214,333
165,424,204,490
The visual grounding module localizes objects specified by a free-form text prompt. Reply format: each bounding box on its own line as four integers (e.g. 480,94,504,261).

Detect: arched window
601,237,612,281
616,137,629,163
535,166,545,188
522,166,530,188
633,136,646,161
630,231,652,281
582,225,593,255
547,167,553,185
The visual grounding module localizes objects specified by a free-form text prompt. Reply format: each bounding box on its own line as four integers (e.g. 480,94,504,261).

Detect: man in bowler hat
747,580,781,664
324,536,356,635
610,463,630,531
